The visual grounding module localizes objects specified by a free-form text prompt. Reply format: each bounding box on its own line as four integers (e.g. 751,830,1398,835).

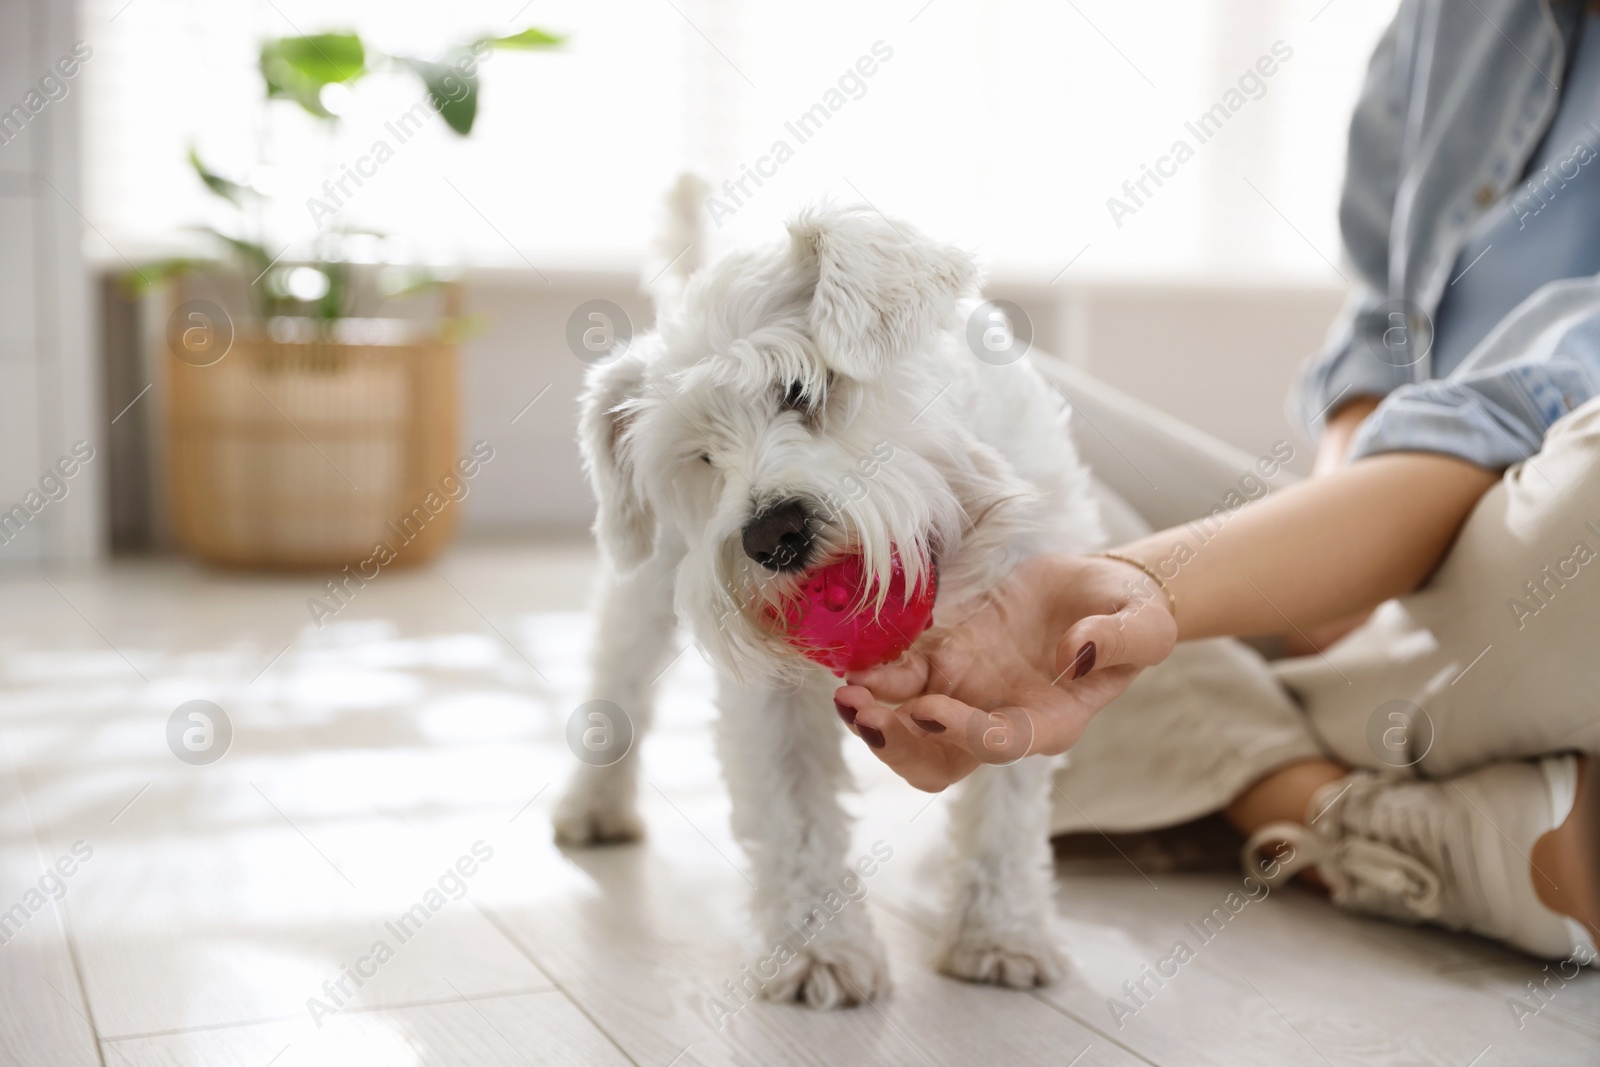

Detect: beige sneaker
1242,756,1597,961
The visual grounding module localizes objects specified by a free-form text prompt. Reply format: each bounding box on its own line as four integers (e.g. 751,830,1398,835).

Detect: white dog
553,201,1104,1008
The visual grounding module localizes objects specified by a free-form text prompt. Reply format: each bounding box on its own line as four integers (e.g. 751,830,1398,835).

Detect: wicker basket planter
165,312,460,570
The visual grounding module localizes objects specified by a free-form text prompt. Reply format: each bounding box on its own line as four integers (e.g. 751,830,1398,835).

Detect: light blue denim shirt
1292,0,1600,470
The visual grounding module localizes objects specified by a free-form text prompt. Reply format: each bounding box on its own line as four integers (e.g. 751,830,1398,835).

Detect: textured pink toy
764,551,938,676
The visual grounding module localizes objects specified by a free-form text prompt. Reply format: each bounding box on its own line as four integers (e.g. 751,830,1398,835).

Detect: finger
850,694,976,792
1053,603,1176,682
1022,666,1142,756
884,693,984,739
844,648,931,702
884,696,1037,766
832,684,876,733
951,703,1038,765
841,686,936,751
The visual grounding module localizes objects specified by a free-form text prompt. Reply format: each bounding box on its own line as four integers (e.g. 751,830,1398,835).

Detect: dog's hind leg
553,554,678,846
939,758,1065,988
716,673,891,1009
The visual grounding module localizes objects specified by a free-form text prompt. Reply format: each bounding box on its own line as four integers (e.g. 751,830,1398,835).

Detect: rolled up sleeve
1347,278,1600,470
1292,289,1421,439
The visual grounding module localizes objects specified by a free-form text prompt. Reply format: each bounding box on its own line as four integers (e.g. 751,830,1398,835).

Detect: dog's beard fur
581,204,1089,684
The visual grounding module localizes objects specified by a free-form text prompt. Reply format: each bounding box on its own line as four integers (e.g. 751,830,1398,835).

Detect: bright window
79,0,1395,279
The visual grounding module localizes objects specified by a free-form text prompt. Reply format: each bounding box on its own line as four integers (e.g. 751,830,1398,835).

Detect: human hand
832,554,1177,792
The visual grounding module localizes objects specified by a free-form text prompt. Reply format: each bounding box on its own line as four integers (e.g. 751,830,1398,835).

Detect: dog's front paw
760,938,891,1010
938,928,1064,989
552,790,644,846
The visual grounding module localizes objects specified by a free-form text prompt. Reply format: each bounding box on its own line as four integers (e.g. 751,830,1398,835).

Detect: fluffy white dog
553,202,1104,1008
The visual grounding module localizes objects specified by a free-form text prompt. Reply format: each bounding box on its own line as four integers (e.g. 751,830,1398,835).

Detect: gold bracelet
1094,551,1176,621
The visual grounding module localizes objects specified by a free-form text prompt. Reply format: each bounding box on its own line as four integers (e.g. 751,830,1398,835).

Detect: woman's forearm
1115,452,1500,641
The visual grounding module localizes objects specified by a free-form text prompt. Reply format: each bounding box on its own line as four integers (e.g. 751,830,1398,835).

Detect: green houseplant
144,24,561,571
131,24,562,321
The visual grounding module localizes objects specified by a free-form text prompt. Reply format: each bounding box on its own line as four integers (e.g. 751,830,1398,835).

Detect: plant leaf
483,27,565,49
398,56,478,135
213,233,273,280
261,33,366,117
188,148,249,205
266,32,365,84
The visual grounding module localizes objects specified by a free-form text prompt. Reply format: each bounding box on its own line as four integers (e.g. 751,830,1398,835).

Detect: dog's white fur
554,201,1104,1007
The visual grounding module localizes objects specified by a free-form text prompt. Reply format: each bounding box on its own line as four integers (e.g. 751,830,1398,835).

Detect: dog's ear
789,206,976,381
578,349,656,569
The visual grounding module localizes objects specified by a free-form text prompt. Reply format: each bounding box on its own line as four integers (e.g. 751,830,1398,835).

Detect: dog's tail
645,172,710,317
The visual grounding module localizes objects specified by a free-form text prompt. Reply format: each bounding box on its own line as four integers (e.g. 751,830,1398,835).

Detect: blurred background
1,0,1395,568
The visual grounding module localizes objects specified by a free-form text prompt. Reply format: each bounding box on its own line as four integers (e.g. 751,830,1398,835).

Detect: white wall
0,0,103,566
457,270,654,538
1062,279,1343,471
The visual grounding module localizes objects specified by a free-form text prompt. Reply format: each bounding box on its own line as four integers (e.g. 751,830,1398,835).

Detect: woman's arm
1114,448,1498,642
836,447,1499,789
1281,394,1384,655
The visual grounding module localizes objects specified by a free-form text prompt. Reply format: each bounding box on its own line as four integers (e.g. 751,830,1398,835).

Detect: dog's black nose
741,500,814,572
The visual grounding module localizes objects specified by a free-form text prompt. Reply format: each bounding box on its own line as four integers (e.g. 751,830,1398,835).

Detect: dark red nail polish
910,716,945,733
834,699,857,726
1071,642,1096,680
858,724,886,749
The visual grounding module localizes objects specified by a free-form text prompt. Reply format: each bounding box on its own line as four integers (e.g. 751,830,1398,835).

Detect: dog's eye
699,453,713,465
781,381,809,411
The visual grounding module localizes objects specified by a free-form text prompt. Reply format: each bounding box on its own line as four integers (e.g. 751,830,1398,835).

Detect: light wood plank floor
0,544,1594,1066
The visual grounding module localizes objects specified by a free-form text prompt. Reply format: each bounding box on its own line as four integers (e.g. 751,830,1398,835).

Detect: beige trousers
1043,362,1600,836
1276,394,1600,779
